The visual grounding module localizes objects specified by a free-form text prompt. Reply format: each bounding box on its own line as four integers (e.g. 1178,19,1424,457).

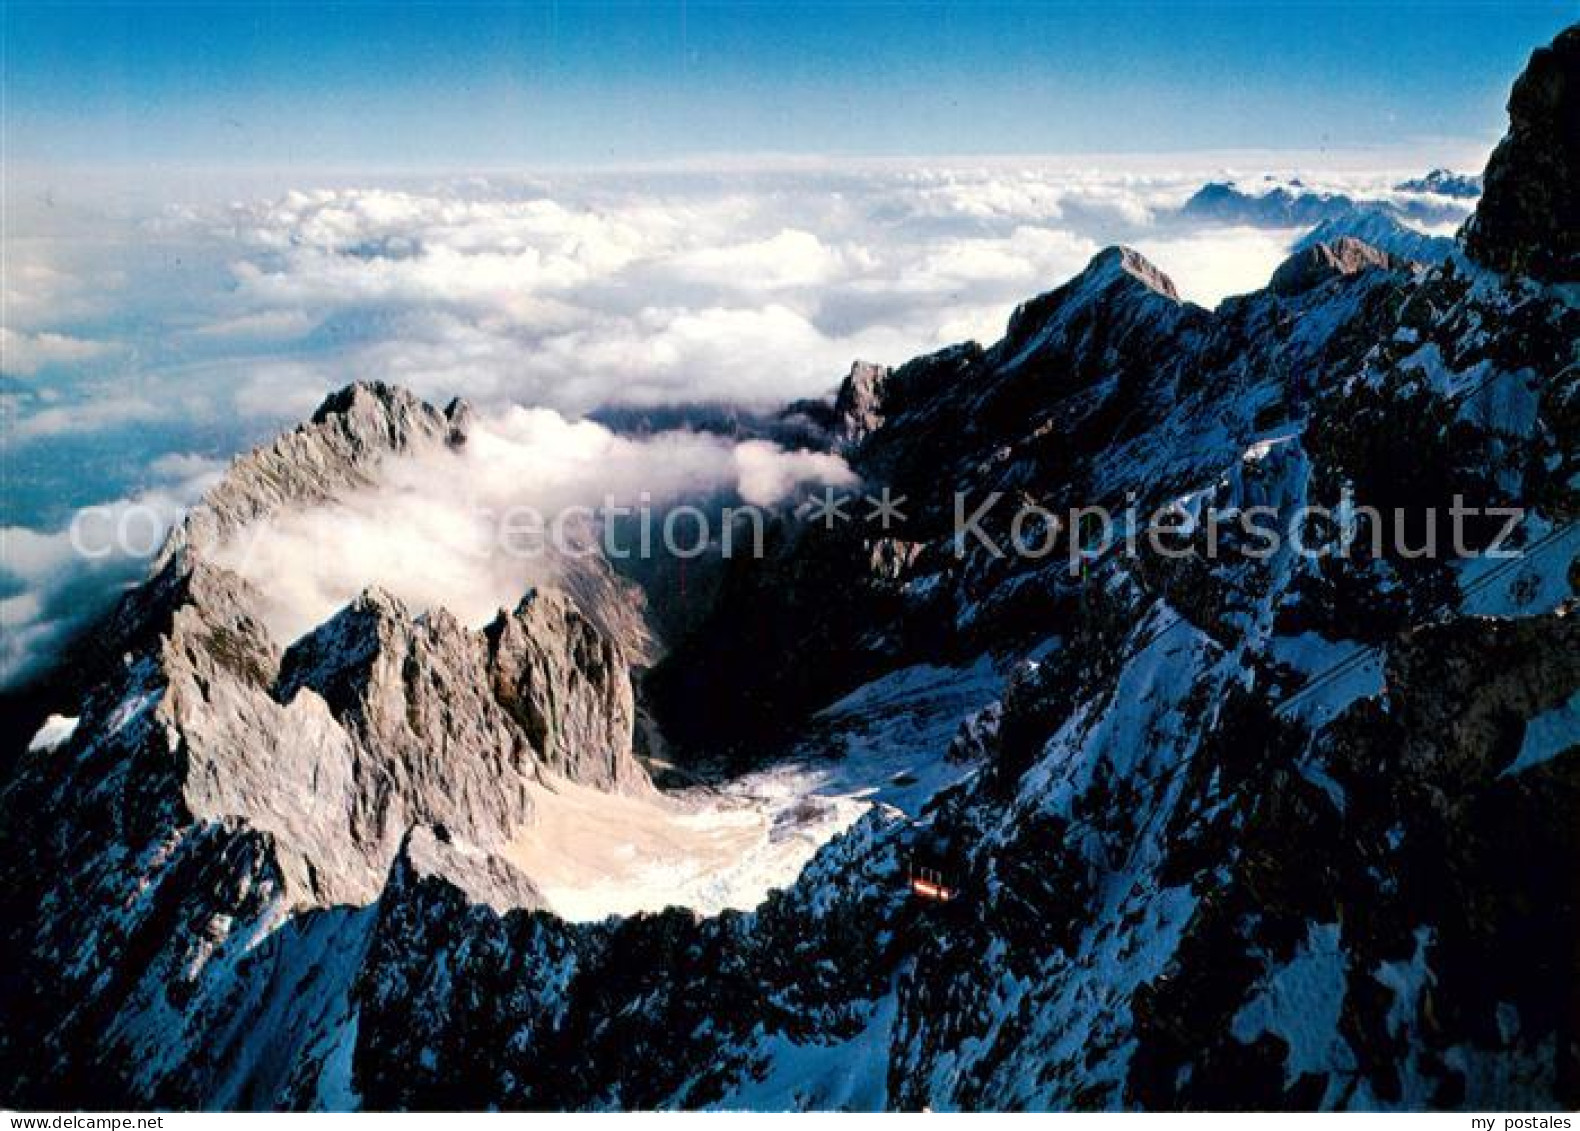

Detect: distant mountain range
1394,168,1483,198
1180,177,1471,228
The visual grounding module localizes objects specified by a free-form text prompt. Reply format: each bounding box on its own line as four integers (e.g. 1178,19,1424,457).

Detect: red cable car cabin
908,864,956,902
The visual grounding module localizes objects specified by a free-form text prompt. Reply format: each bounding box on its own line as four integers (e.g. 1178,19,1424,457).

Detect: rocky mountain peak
484,588,643,794
1462,21,1580,281
832,359,892,451
275,586,414,710
308,379,460,437
442,394,476,443
302,379,469,463
999,245,1187,364
171,380,467,558
1269,235,1398,296
1086,244,1181,301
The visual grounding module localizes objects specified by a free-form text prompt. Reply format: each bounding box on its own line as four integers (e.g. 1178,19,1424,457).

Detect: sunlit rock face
484,589,643,795
1269,237,1397,297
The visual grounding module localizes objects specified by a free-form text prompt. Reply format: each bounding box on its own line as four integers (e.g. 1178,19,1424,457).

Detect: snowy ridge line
1014,610,1202,847
1273,519,1579,719
1438,354,1575,414
1048,740,1200,846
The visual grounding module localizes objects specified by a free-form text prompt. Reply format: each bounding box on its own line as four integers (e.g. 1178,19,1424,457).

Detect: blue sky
4,1,1576,166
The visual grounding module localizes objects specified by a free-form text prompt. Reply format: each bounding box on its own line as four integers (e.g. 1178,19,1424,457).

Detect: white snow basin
504,771,866,922
504,657,1004,922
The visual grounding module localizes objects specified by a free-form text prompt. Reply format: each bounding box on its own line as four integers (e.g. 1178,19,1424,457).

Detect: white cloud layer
206,408,856,646
1,159,1476,687
1,457,225,688
5,163,1471,442
0,327,119,376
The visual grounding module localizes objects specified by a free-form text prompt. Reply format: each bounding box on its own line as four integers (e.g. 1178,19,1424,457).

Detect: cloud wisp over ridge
205,406,856,647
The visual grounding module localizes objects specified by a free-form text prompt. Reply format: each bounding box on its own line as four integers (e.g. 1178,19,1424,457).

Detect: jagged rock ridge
173,381,468,559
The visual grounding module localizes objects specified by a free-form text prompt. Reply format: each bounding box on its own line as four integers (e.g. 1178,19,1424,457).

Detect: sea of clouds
205,406,857,645
0,160,1474,686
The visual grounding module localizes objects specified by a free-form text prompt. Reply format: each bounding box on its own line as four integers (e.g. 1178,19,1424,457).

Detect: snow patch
504,772,864,922
1270,632,1384,723
1231,922,1355,1097
709,993,898,1111
1457,516,1579,618
26,713,78,752
1502,689,1580,777
1454,369,1541,438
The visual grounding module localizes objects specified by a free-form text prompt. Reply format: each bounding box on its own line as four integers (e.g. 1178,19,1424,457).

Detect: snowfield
506,657,1004,921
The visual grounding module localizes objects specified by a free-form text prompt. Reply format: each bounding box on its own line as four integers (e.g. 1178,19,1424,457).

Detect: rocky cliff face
485,590,643,794
0,382,650,1106
2,22,1578,1113
1462,24,1580,282
832,360,893,452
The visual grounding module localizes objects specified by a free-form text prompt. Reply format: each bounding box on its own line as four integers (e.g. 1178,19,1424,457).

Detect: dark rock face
1270,237,1398,297
854,244,1208,515
1121,611,1580,1110
647,513,918,756
1463,23,1580,281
